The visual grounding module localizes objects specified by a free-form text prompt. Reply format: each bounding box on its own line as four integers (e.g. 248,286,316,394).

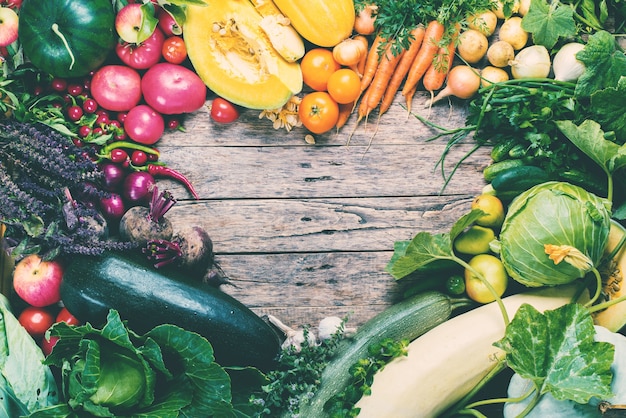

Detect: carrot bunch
344,19,459,135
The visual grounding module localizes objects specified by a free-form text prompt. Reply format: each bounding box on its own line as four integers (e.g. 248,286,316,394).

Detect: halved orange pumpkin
184,0,303,110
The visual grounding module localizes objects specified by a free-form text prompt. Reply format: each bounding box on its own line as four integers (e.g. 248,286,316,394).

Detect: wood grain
155,89,489,329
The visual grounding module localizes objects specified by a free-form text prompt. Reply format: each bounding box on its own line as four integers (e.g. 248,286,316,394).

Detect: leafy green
557,119,626,204
575,30,626,98
252,326,345,417
386,209,485,279
521,0,577,49
324,338,409,417
589,76,626,142
0,294,58,415
28,309,245,417
494,303,614,404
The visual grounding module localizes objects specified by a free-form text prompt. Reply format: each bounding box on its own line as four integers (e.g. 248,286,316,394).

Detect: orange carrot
423,40,456,94
365,40,404,114
360,34,384,93
353,35,370,78
423,25,460,95
401,20,445,107
379,25,426,115
335,101,354,131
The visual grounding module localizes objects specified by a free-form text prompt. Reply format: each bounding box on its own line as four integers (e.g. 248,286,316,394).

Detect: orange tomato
298,92,339,134
327,68,361,104
300,48,341,91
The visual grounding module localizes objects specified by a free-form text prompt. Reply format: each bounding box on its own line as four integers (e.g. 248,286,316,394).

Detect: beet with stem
143,225,214,276
118,186,175,244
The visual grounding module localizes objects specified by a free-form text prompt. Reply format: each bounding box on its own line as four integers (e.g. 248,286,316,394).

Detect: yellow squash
271,0,355,47
594,220,626,332
184,0,302,110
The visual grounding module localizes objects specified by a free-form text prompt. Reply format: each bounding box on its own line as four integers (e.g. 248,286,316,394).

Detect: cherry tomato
300,48,341,91
298,92,339,134
327,68,361,104
66,105,83,122
41,335,59,356
210,97,239,124
131,150,148,166
162,36,187,64
56,307,81,326
18,306,54,338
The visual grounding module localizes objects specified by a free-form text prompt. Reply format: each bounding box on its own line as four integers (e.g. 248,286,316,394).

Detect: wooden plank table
154,89,492,329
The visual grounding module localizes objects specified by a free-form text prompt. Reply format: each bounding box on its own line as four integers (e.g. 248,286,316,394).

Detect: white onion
509,45,551,79
552,42,586,82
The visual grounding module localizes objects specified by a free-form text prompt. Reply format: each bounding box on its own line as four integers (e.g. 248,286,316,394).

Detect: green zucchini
483,158,527,182
297,291,459,417
60,252,282,370
491,165,551,195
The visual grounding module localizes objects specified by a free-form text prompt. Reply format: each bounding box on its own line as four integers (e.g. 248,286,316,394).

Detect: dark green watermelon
18,0,116,78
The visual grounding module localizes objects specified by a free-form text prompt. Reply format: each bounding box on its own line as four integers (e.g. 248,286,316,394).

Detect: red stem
146,164,199,200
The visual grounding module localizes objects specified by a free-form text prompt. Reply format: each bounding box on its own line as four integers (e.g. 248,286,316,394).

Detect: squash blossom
496,181,611,287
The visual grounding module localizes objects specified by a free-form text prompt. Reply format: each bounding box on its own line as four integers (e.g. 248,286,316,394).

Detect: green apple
471,194,505,228
454,225,496,255
464,253,508,304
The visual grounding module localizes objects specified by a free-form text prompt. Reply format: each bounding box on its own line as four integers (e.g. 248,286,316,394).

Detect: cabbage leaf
494,303,614,404
0,294,58,415
26,309,243,417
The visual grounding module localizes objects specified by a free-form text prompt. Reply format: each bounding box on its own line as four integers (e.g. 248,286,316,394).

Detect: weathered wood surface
155,89,491,328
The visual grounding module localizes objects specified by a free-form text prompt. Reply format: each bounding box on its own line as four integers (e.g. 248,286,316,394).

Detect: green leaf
589,76,626,141
575,30,626,98
521,0,576,49
494,303,614,404
557,119,626,176
386,209,486,279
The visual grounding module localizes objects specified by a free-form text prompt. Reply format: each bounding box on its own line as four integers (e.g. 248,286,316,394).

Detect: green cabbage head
497,181,611,287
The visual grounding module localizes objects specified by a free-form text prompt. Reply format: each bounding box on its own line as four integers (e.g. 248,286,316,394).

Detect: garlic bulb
509,45,551,79
553,42,586,82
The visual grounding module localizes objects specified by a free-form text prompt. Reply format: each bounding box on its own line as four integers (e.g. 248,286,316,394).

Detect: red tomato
300,48,341,91
210,97,239,124
298,92,339,134
124,104,165,145
41,335,58,356
162,36,187,64
327,68,361,104
56,307,81,326
141,62,206,114
18,306,54,338
116,28,165,70
90,65,142,112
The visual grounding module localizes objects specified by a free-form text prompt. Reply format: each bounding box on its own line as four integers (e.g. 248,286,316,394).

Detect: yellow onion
509,45,551,79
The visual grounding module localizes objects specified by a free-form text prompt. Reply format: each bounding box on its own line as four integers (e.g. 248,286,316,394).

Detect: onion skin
509,45,551,79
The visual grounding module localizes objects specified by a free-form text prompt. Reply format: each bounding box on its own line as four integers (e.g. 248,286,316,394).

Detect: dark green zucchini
60,252,282,370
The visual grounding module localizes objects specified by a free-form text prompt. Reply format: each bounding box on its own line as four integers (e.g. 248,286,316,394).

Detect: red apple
12,254,64,307
115,3,157,44
157,8,181,36
0,7,19,47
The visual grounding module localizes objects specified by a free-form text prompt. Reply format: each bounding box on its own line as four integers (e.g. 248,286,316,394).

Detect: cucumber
558,169,608,197
483,159,527,182
507,143,528,159
491,165,551,194
297,291,458,417
490,139,518,162
60,252,282,370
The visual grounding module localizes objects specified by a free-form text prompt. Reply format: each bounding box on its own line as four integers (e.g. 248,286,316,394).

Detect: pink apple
0,7,19,47
115,3,157,44
13,254,64,307
157,8,181,36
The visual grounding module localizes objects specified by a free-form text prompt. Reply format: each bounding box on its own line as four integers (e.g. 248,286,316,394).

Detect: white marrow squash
354,284,587,418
